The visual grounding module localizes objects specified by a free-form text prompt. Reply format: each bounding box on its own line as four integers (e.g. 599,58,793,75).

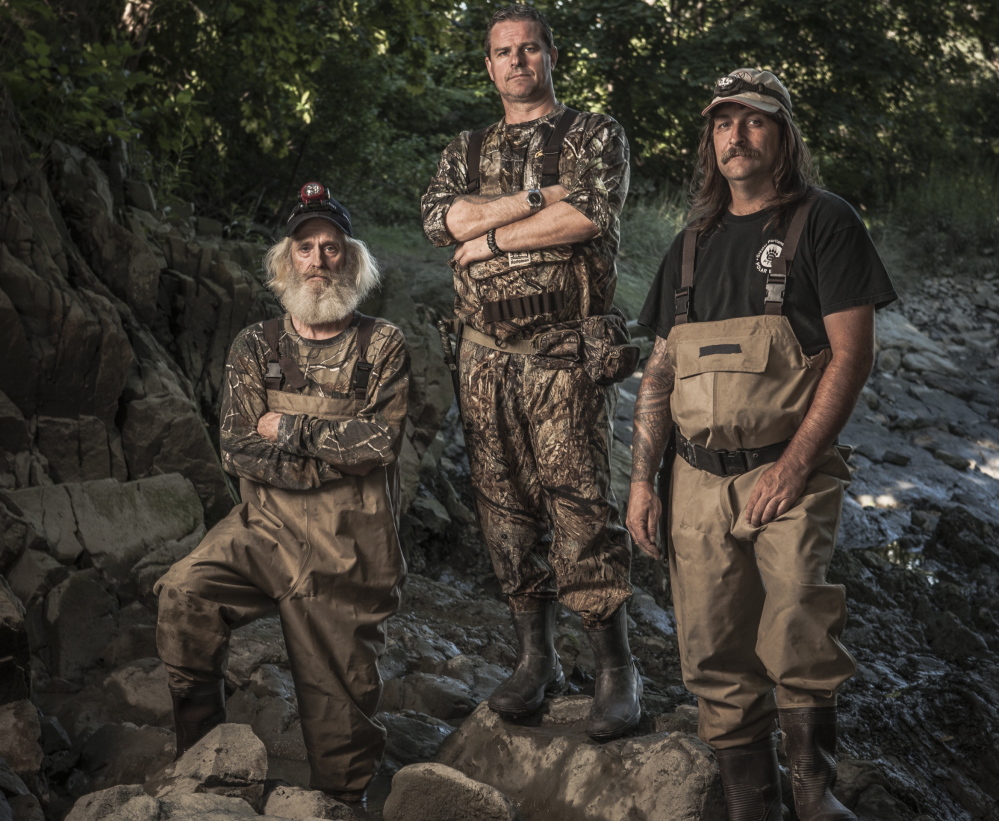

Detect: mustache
721,147,762,164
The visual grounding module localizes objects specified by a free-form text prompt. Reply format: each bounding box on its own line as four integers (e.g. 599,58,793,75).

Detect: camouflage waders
459,335,631,624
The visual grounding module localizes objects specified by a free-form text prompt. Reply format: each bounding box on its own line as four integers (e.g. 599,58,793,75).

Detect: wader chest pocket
675,334,770,379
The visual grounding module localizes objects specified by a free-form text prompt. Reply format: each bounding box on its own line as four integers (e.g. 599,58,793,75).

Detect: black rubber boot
488,601,565,718
584,605,642,740
715,737,784,821
170,679,227,760
779,706,857,821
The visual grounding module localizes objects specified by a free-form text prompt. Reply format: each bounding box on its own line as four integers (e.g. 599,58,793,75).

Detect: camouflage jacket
421,103,630,338
220,315,410,491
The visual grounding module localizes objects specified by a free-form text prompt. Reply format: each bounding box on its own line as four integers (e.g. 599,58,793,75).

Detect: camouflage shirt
220,315,410,491
421,103,630,337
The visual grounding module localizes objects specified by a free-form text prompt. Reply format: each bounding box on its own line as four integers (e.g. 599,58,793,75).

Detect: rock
100,659,173,727
436,700,724,820
0,701,43,780
64,784,155,821
7,474,203,587
144,724,268,812
0,755,30,797
44,569,117,681
131,529,204,604
381,672,477,720
225,688,307,763
79,723,174,792
901,350,962,376
0,495,46,575
124,180,157,213
380,711,455,766
0,391,29,455
926,506,999,568
6,793,43,821
0,576,30,704
383,762,522,821
5,548,69,608
261,784,359,820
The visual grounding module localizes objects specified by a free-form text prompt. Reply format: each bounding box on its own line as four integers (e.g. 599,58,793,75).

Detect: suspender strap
466,127,489,194
263,318,307,392
481,290,566,324
764,190,817,316
541,108,579,187
674,228,699,325
352,313,376,402
466,108,579,193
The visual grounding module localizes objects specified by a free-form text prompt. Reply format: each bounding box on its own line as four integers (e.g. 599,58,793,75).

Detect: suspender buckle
764,276,786,304
266,362,283,380
674,286,692,317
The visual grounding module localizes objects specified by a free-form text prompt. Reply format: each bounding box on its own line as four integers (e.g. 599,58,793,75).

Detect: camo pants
459,337,632,624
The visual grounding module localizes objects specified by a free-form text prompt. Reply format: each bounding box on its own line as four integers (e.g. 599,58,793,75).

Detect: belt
461,324,535,355
675,427,790,477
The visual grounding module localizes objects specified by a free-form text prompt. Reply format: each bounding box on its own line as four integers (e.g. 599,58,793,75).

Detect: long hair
484,5,554,56
686,109,818,236
263,232,380,304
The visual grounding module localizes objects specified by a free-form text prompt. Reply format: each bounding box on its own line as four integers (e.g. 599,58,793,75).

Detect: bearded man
155,183,410,803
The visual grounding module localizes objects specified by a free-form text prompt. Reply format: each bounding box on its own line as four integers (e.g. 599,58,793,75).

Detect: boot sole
488,672,567,719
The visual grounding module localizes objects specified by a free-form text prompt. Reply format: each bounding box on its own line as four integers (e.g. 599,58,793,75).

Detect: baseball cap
702,68,793,120
285,182,353,238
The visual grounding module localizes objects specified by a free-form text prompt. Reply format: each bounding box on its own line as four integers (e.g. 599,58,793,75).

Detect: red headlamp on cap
285,181,353,238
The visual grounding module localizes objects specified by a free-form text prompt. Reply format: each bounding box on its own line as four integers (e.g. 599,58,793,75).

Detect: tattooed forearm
631,336,675,484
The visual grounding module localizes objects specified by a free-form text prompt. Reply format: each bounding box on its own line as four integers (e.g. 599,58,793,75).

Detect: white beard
278,273,362,327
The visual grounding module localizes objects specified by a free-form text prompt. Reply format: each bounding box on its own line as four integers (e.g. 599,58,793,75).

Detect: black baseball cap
285,182,353,237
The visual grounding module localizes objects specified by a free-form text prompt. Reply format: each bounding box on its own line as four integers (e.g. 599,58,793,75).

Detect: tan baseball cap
702,68,793,119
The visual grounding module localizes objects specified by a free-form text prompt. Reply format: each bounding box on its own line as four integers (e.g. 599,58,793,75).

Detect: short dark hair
484,5,554,57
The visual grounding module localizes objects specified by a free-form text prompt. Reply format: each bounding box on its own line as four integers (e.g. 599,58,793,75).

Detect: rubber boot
779,706,857,821
584,605,642,740
488,601,565,718
170,679,227,760
715,737,784,821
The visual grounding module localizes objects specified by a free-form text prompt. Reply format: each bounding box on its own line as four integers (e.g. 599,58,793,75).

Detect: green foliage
1,0,996,230
615,192,687,319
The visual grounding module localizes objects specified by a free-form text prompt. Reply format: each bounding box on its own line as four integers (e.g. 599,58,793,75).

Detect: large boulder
436,699,725,821
0,701,43,782
43,569,118,681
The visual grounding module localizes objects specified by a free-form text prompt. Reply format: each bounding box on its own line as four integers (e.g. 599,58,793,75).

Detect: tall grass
872,164,999,285
616,192,688,320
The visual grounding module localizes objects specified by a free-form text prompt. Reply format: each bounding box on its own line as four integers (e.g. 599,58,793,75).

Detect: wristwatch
486,228,503,257
526,188,544,213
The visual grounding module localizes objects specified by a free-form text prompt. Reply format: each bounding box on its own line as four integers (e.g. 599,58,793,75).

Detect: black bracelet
486,227,503,257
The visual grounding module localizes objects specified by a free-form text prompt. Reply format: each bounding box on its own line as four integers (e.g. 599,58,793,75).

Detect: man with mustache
421,5,639,739
155,184,409,804
627,69,896,820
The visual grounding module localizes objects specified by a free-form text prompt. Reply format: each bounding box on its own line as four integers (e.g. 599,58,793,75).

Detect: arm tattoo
631,336,675,484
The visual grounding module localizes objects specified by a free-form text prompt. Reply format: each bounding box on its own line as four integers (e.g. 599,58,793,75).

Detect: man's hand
743,456,809,527
452,234,495,269
627,481,662,559
257,411,282,442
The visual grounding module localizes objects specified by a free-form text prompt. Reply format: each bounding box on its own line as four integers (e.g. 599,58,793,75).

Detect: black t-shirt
638,190,898,355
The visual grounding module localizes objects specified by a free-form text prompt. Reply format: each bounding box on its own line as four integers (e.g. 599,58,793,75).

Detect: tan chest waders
155,316,405,793
662,191,857,750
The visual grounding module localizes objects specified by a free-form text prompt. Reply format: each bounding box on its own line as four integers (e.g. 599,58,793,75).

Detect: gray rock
0,701,42,779
383,762,522,821
0,495,46,576
0,755,30,796
0,576,29,704
0,391,29,455
380,710,455,765
131,529,204,604
0,794,10,821
436,700,724,821
261,785,359,820
6,793,44,821
226,617,288,688
44,569,117,681
100,659,173,727
381,672,477,720
79,723,175,791
64,784,155,821
225,688,307,762
144,724,268,812
158,792,259,819
5,548,69,608
124,180,157,213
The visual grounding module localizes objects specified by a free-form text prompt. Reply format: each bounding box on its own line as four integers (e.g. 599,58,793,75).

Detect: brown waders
665,196,857,819
156,389,405,795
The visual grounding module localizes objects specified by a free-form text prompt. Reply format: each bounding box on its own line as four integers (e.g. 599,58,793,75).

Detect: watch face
527,189,543,208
